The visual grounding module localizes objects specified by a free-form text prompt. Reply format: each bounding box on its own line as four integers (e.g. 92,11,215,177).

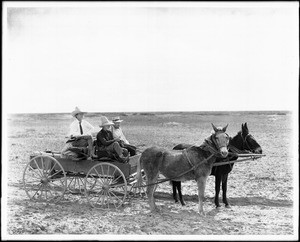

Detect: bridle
240,132,255,151
201,131,230,158
182,131,230,171
211,131,230,151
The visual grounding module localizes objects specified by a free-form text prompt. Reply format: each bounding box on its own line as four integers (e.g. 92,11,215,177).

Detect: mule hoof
181,201,186,206
215,205,221,209
225,204,231,208
175,200,179,203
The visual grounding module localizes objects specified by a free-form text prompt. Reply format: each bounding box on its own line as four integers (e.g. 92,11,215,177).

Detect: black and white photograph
2,1,299,240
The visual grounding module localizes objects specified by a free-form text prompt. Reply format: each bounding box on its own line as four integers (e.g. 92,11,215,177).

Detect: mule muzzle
254,147,263,154
219,147,229,158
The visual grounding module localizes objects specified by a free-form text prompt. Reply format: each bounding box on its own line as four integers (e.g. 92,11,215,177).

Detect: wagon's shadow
154,191,293,208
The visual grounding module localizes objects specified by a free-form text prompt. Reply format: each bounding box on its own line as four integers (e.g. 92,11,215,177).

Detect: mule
172,122,262,208
136,124,230,215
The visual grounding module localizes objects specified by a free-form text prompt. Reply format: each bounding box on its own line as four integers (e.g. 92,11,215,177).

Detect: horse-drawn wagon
23,151,146,210
23,123,265,213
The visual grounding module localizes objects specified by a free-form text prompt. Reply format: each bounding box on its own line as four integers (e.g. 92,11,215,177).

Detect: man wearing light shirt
61,107,95,159
111,116,137,156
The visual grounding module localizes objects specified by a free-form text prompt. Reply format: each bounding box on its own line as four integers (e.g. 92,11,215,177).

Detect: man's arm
97,132,117,146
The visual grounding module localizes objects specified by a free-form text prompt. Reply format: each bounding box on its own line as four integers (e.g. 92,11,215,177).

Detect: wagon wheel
84,162,127,210
66,173,86,194
23,155,67,203
129,169,147,197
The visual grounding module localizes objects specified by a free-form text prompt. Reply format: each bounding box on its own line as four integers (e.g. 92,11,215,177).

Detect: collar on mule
182,149,215,171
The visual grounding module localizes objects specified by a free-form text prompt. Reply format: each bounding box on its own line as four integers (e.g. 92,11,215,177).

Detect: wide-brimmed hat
71,107,87,117
112,116,123,123
99,116,114,127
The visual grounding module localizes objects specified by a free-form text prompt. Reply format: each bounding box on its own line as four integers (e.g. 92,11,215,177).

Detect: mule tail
136,149,164,193
136,155,143,189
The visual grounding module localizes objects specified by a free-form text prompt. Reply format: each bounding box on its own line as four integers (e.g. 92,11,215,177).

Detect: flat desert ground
3,111,297,238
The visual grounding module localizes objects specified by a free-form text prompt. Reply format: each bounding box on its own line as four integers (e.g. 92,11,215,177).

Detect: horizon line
7,110,291,115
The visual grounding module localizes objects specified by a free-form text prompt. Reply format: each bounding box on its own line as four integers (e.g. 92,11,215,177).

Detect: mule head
239,123,262,154
211,123,230,158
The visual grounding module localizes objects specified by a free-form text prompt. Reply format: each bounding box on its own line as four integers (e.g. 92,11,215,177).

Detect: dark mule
172,122,262,208
136,124,230,215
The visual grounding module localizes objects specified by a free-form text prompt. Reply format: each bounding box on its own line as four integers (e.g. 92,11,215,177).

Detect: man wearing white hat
61,107,95,159
96,116,129,162
111,116,137,156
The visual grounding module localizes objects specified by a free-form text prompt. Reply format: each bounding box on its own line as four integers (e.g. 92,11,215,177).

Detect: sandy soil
3,111,297,239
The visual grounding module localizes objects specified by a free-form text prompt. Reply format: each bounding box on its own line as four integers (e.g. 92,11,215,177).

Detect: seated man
111,116,137,156
96,116,129,163
61,107,95,159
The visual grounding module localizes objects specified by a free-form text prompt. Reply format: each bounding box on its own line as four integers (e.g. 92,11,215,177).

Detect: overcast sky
3,2,299,113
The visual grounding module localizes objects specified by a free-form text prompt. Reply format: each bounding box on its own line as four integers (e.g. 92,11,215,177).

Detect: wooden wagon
23,151,146,210
23,149,265,210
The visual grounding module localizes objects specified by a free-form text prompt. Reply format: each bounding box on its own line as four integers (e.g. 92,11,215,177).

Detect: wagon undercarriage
23,151,146,210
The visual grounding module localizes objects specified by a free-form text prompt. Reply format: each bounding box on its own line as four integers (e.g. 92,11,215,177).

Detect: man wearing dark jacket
96,116,129,162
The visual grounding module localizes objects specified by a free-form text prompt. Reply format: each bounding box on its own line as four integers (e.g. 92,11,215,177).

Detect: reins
133,131,230,189
134,153,215,188
134,138,223,188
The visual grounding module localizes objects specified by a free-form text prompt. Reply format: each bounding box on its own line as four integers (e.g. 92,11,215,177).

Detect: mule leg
146,172,159,212
172,181,179,203
177,182,185,206
214,174,222,208
196,176,208,216
222,174,230,208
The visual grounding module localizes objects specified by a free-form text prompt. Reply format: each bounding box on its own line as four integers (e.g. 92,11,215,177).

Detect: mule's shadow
154,191,293,208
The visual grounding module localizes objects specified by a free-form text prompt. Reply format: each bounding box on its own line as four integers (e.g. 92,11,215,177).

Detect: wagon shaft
213,154,265,167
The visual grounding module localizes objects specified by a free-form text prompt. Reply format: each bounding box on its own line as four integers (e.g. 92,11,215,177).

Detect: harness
214,133,253,169
134,134,226,188
241,133,253,151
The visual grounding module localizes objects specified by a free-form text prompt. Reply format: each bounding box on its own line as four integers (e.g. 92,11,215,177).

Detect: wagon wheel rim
129,169,147,197
23,155,67,203
84,162,127,210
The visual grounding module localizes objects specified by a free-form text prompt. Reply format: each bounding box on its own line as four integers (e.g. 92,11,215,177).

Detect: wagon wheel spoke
48,181,65,191
67,175,85,194
108,190,123,203
110,183,127,188
67,177,75,189
93,167,105,184
93,190,105,206
107,190,118,209
45,183,54,198
106,191,110,210
30,183,43,199
23,155,67,203
111,174,123,184
41,156,45,175
32,159,44,177
27,166,43,179
47,181,66,200
130,171,147,197
85,162,127,210
47,163,56,177
48,170,64,179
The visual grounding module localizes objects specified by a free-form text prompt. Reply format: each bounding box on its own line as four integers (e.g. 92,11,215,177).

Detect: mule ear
245,122,249,131
222,124,228,132
211,123,218,132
